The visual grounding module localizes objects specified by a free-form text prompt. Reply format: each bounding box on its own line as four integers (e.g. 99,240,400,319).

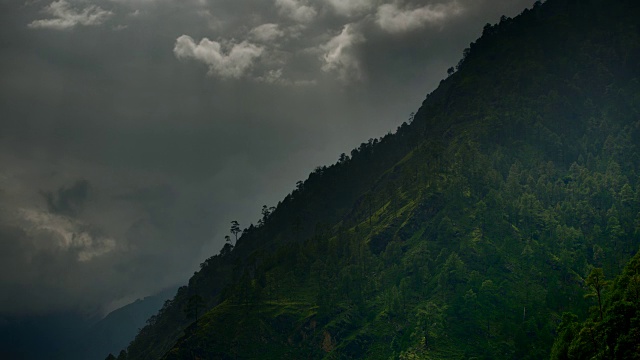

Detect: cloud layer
174,36,263,79
163,0,471,84
28,0,113,30
326,0,373,17
249,23,285,43
276,0,317,23
376,1,463,33
320,24,365,80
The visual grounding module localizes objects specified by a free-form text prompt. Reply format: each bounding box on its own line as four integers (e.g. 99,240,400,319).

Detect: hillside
115,0,640,359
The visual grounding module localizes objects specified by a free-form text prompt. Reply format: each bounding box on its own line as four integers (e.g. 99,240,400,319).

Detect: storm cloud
0,0,532,316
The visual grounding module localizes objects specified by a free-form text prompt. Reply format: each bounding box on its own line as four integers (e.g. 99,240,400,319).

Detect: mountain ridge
116,0,640,358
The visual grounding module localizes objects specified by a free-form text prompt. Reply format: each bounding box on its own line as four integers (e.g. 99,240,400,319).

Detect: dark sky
0,0,532,317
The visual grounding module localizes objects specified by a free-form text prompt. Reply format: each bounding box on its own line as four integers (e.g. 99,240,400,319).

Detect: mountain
77,287,178,360
0,288,175,360
115,0,640,358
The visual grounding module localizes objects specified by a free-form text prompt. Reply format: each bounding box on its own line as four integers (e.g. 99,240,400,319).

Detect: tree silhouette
230,220,241,242
258,205,276,226
219,242,233,257
117,350,128,360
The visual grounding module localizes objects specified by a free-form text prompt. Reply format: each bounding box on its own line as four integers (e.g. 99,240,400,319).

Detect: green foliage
117,0,640,359
584,268,609,321
550,313,579,360
551,252,640,359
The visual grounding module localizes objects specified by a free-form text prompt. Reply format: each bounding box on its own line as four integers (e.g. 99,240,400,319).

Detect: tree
117,350,128,360
550,313,579,360
219,242,233,257
259,205,275,226
408,111,416,124
619,183,634,207
105,354,116,360
185,294,206,327
364,193,374,225
479,279,499,336
585,268,609,322
413,301,446,349
437,252,467,301
292,216,302,240
230,220,241,242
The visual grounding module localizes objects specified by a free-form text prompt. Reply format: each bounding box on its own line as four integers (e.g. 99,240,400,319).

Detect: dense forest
551,251,640,359
107,0,640,358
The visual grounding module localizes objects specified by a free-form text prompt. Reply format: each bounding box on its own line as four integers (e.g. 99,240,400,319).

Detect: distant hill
115,0,640,359
0,287,175,360
77,287,178,360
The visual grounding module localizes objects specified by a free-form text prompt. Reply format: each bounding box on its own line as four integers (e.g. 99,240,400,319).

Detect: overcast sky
0,0,532,317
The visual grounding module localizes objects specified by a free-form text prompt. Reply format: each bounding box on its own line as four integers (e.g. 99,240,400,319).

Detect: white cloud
28,0,113,30
174,35,264,79
197,9,225,31
256,68,285,84
376,1,463,33
18,208,116,262
320,24,364,81
275,0,317,23
249,23,285,43
254,68,317,86
325,0,372,16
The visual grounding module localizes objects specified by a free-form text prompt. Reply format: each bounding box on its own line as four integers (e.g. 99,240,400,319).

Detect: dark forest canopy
551,252,640,359
109,0,640,359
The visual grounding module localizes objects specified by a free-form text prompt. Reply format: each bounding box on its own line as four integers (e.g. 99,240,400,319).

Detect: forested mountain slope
113,0,640,358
